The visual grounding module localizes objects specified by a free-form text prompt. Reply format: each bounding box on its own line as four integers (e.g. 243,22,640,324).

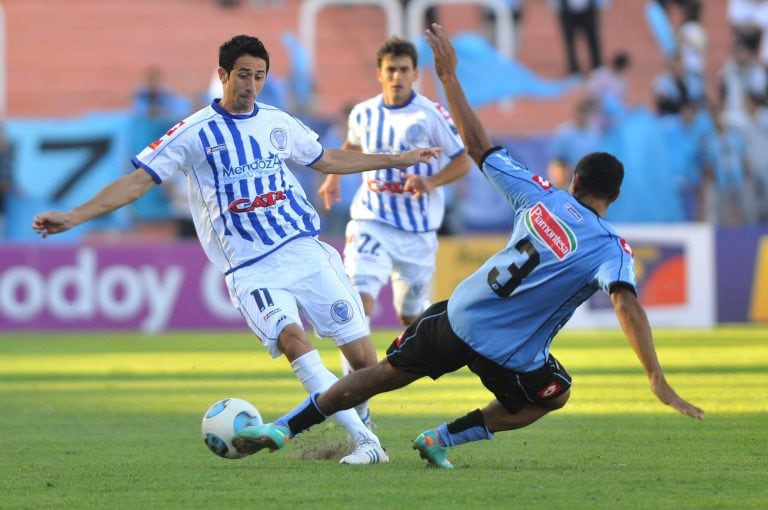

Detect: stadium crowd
5,0,768,241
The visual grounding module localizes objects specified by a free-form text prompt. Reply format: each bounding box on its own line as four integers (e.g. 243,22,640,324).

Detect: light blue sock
435,422,493,447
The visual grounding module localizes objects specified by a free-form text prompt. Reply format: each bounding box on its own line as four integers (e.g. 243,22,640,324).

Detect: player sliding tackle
233,24,704,468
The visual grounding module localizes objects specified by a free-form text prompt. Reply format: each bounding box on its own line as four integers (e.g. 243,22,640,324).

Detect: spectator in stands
727,0,765,54
660,102,709,221
652,52,706,116
551,0,607,77
743,93,768,223
548,97,602,188
676,0,707,77
702,112,751,225
718,38,768,131
132,66,190,120
482,0,525,54
130,66,193,239
585,50,631,130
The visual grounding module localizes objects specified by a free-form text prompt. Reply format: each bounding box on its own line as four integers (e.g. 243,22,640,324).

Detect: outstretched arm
312,146,440,175
317,140,361,210
425,24,494,166
610,286,704,420
32,168,156,238
403,152,472,198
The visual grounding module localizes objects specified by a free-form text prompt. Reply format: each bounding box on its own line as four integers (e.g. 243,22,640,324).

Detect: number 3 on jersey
487,239,540,297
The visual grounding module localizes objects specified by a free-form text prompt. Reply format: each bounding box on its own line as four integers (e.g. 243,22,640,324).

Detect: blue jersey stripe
403,192,418,231
224,116,248,165
389,194,403,228
209,121,256,242
264,172,288,237
198,128,231,236
274,170,300,232
224,181,254,241
238,179,273,244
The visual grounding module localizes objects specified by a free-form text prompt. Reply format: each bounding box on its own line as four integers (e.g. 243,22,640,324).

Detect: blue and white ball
201,398,262,459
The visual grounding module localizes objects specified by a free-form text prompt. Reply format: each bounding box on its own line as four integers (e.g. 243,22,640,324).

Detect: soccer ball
201,397,263,459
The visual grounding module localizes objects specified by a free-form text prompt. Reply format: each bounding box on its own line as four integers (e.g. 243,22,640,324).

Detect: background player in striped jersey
32,34,439,465
232,25,703,468
319,36,473,331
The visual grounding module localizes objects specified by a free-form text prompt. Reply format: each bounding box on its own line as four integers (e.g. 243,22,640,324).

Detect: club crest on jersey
532,174,552,190
330,300,354,324
270,128,287,151
524,202,577,260
406,123,426,144
620,238,633,256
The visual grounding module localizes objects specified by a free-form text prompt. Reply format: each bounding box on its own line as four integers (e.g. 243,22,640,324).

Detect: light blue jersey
447,148,636,372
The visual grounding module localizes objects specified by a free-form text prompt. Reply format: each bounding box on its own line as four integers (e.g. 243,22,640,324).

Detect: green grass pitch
1,327,766,509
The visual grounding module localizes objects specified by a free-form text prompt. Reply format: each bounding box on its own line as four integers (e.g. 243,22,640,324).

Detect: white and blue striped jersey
448,148,637,372
132,100,324,275
347,92,466,232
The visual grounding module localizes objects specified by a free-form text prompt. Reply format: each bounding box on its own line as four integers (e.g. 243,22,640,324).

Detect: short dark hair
219,35,270,73
573,152,624,202
376,37,418,68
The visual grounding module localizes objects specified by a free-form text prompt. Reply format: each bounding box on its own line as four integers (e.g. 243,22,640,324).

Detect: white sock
291,350,378,445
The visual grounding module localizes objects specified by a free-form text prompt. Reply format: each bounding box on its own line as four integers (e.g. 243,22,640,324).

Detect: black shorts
386,300,572,413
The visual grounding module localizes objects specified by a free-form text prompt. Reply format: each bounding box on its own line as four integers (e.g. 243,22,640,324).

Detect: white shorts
343,220,436,317
226,237,369,358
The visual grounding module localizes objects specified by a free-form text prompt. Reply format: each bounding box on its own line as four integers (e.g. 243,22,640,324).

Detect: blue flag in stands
418,33,579,107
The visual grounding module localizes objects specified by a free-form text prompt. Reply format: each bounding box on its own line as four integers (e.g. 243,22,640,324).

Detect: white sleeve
286,115,323,166
132,120,190,183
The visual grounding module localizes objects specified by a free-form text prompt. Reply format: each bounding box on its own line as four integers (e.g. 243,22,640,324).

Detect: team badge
406,123,426,144
330,300,354,324
270,128,287,150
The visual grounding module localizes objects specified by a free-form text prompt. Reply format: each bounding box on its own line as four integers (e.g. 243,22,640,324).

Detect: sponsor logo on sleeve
532,174,552,190
524,202,577,260
148,120,186,151
620,238,633,257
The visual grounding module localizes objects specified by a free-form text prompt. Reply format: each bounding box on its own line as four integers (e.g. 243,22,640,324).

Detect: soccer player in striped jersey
319,37,472,332
32,34,439,465
233,25,703,468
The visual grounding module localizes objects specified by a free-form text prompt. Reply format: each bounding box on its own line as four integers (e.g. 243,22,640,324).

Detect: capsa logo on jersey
367,179,406,193
229,191,287,213
525,202,577,260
